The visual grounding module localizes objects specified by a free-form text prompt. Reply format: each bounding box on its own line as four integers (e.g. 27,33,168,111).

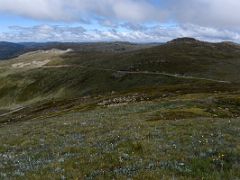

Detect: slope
0,38,240,179
0,38,240,107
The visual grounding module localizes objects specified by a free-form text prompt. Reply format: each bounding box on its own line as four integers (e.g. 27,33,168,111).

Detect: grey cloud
97,18,119,28
1,0,240,30
121,23,147,31
0,0,165,23
168,0,240,28
1,0,240,29
0,0,71,21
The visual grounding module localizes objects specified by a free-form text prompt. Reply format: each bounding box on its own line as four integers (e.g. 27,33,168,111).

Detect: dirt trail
120,71,231,83
42,65,231,84
0,106,25,117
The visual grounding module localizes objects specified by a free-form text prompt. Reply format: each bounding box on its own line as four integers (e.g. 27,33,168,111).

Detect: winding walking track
43,65,231,84
0,64,231,118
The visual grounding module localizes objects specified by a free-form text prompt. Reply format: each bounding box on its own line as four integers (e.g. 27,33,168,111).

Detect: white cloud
2,25,87,42
1,0,240,42
2,24,240,43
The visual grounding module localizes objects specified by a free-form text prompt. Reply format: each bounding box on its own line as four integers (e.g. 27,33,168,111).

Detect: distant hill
0,37,240,106
167,37,200,44
0,41,157,60
0,42,25,60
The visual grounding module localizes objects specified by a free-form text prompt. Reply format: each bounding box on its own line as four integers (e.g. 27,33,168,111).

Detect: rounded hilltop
167,37,200,44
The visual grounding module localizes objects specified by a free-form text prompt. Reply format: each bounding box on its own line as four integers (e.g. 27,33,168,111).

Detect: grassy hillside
0,38,240,107
61,38,240,82
0,38,239,179
0,83,240,179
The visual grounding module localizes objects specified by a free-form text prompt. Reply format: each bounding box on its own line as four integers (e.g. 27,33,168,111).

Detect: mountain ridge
1,37,240,60
0,37,240,107
0,41,158,60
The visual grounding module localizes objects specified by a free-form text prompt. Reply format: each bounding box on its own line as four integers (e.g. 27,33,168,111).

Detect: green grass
0,89,240,179
0,40,240,179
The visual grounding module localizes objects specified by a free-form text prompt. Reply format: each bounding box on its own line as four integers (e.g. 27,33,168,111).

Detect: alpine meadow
0,0,240,179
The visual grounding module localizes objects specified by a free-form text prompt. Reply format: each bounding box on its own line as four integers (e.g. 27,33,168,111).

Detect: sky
1,0,240,42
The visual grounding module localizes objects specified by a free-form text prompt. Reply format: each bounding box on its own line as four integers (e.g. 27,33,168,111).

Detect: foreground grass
0,90,239,179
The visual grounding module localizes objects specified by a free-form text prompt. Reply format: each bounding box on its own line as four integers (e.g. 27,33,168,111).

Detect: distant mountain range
1,38,239,60
0,37,240,107
0,42,25,60
0,41,161,60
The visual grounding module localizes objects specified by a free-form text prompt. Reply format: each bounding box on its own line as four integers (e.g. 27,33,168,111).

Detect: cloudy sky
1,0,240,42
